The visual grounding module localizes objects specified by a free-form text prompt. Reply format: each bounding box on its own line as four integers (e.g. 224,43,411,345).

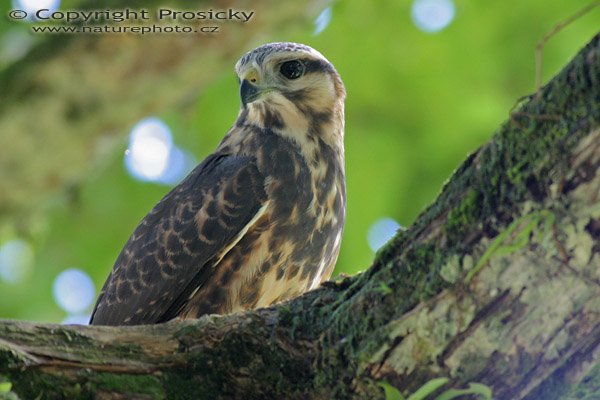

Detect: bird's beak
240,79,261,107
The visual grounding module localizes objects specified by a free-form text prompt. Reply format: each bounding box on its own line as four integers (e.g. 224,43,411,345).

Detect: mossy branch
0,29,598,400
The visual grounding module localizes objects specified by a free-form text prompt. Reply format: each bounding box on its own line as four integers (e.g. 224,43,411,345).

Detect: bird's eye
279,60,305,80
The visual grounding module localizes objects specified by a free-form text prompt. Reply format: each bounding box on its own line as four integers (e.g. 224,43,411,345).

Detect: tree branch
1,30,598,400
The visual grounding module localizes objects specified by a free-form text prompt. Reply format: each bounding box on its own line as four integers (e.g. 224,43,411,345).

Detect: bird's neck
233,96,344,165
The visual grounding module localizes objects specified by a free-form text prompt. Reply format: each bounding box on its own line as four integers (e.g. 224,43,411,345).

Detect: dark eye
280,60,304,80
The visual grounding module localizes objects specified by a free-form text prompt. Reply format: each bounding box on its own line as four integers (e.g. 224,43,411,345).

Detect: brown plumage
90,42,346,326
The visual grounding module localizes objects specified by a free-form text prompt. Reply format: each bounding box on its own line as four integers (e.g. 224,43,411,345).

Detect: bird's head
234,42,345,148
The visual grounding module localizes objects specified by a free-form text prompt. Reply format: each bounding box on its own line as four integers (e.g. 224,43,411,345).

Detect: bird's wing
89,153,268,325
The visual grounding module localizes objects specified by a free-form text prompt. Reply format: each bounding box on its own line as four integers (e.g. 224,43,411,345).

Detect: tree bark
0,30,599,400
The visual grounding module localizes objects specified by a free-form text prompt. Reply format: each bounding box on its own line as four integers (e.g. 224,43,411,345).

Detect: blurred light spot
0,30,34,65
53,268,95,314
12,0,61,17
125,117,195,185
411,0,455,33
0,239,34,284
368,218,401,252
125,117,173,182
313,7,332,36
62,313,91,325
156,146,196,185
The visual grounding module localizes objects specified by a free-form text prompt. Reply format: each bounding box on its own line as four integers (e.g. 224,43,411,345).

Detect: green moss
6,370,75,400
445,189,482,245
0,350,25,370
172,321,319,399
163,370,208,399
402,243,448,300
85,372,164,397
61,382,83,398
10,369,165,400
465,209,554,283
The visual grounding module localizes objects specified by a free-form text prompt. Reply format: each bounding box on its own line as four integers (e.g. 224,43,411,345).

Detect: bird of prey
90,42,346,326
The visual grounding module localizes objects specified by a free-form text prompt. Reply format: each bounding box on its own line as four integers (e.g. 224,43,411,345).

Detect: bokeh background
0,0,598,323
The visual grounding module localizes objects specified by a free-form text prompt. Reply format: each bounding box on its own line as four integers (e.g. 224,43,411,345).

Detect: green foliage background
0,0,598,322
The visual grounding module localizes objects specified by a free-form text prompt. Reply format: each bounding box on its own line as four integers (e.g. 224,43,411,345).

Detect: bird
90,42,346,326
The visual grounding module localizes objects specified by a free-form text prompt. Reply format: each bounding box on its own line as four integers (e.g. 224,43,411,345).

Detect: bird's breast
232,143,346,311
181,134,346,317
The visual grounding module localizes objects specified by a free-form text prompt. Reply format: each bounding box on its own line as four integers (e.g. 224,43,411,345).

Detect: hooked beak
240,79,261,107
